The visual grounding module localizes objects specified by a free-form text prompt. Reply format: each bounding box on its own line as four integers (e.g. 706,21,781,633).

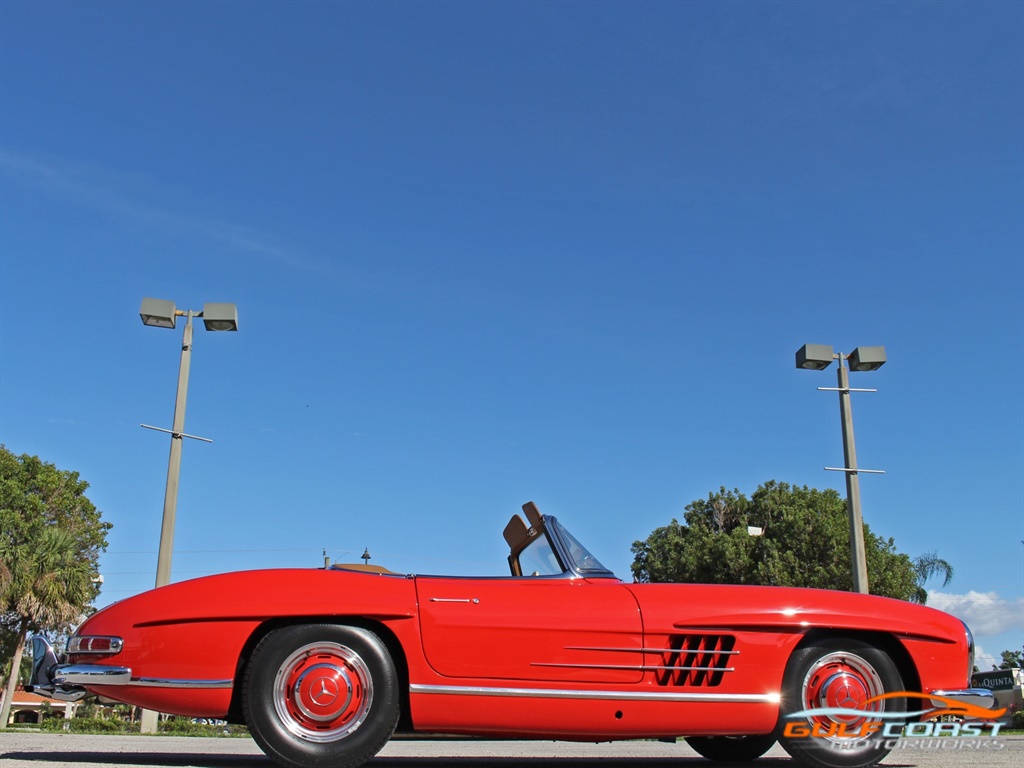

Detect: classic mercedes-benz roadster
30,502,994,768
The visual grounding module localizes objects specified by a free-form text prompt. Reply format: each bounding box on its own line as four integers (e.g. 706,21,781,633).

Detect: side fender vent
656,634,737,687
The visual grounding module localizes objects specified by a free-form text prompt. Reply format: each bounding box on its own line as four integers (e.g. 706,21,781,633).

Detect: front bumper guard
930,688,999,710
26,635,131,702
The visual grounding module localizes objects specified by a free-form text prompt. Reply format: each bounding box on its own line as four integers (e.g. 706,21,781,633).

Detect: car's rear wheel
243,624,399,768
685,734,776,761
776,637,906,768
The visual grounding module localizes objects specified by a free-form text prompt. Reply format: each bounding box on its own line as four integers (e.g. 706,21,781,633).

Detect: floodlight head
140,298,177,329
796,343,835,371
202,303,238,332
848,346,886,372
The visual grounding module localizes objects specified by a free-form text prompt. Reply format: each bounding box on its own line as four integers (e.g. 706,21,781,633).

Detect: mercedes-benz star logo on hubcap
310,677,339,706
834,683,862,708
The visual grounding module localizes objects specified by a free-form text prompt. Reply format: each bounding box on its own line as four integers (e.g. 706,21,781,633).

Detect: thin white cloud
927,589,1024,638
0,150,328,273
973,643,998,671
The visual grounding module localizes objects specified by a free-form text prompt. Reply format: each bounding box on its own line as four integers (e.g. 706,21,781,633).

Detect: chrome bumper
931,688,998,709
26,636,131,702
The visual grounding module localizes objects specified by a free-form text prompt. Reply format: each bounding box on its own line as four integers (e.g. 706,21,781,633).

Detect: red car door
415,576,643,684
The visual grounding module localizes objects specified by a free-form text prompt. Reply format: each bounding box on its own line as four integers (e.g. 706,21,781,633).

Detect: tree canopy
998,648,1022,670
0,446,111,728
630,481,919,601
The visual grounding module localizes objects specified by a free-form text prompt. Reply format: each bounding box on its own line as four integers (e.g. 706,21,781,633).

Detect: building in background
971,668,1023,725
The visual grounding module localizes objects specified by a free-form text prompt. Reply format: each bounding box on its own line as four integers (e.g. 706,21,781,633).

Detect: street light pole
140,299,237,588
154,310,194,588
796,344,886,595
836,356,870,594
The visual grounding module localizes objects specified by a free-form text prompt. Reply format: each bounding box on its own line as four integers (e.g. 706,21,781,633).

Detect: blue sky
1,1,1021,668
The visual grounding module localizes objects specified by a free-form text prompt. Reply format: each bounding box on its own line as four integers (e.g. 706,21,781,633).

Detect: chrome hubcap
801,651,885,736
273,642,373,742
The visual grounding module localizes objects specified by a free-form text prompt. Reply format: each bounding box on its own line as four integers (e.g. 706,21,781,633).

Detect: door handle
429,597,480,604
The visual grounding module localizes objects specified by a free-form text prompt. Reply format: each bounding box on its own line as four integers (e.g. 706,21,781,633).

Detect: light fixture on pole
795,343,886,595
139,298,238,588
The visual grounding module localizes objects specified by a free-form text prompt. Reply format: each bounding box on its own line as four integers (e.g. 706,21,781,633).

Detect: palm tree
0,518,93,728
909,550,954,604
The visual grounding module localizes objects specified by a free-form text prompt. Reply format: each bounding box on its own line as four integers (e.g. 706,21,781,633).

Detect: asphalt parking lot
1,733,1021,768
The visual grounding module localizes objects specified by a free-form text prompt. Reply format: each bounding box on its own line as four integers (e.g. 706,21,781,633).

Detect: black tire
775,637,907,768
243,624,399,768
686,734,776,761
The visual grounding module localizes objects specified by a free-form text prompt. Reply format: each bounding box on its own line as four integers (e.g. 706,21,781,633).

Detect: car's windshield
550,518,613,575
517,534,564,576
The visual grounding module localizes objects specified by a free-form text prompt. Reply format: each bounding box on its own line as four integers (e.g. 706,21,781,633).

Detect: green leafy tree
631,481,918,600
999,648,1022,669
0,446,110,729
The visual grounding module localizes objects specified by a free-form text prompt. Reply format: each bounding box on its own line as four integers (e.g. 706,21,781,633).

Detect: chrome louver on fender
531,634,739,687
656,634,737,687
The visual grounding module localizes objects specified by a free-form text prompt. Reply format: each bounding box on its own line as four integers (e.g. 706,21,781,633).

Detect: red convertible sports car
30,502,995,768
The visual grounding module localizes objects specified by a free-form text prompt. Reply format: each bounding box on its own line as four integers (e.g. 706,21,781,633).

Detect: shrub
74,716,131,733
158,717,248,737
40,715,136,733
36,712,246,736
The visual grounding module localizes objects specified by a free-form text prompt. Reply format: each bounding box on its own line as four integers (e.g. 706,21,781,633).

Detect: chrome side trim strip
531,663,735,672
130,677,233,689
564,646,740,655
410,683,778,704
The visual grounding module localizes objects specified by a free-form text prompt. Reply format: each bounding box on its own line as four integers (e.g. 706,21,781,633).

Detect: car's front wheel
776,636,906,768
685,734,776,761
243,624,399,768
